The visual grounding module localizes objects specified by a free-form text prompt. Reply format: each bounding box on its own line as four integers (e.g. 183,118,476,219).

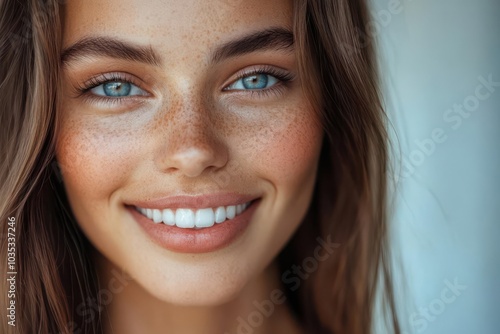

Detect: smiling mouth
134,201,253,229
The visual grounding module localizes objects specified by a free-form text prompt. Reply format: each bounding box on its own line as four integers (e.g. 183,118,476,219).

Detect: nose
154,98,228,178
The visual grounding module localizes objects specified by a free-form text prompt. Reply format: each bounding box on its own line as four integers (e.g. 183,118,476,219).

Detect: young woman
0,0,401,333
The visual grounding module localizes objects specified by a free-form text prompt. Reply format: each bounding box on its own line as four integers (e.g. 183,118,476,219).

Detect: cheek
245,106,323,187
233,106,323,276
55,117,142,209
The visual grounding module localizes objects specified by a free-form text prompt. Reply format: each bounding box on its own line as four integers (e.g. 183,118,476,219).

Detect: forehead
62,0,293,50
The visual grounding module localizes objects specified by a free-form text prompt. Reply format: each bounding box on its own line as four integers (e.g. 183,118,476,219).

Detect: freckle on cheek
250,108,322,181
273,126,317,168
57,120,130,196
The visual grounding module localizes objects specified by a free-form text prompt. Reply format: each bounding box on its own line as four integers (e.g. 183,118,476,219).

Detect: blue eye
227,74,279,90
103,82,131,96
90,81,146,97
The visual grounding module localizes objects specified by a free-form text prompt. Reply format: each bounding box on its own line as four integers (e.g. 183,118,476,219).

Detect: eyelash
75,72,145,106
223,65,295,98
75,66,295,105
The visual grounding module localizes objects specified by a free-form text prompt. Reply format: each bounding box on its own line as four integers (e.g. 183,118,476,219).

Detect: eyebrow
61,27,294,67
210,27,294,63
61,36,161,66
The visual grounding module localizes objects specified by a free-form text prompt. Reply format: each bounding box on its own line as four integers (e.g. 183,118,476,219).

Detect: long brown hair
0,0,401,333
286,1,401,333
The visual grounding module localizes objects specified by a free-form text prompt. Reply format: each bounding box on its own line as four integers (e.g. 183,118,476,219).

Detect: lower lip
128,199,260,253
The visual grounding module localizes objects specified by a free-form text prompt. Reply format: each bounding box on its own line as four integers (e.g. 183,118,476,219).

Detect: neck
95,252,303,334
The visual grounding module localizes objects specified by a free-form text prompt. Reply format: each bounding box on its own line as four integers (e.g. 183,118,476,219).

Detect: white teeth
136,201,252,228
152,209,163,223
226,205,236,219
162,209,175,226
195,208,215,228
175,209,195,228
214,206,226,223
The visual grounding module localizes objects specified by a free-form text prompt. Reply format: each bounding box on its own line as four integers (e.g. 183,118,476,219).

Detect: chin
137,269,251,307
110,245,255,307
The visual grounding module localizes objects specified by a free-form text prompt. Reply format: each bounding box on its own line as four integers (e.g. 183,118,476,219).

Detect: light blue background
371,0,500,333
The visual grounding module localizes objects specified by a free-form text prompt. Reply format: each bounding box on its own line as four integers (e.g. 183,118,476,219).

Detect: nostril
156,142,228,177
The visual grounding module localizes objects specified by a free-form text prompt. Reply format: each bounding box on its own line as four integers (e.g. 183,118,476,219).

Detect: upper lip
126,192,260,210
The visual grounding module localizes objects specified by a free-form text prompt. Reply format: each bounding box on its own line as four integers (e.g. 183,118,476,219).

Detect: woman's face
57,0,323,305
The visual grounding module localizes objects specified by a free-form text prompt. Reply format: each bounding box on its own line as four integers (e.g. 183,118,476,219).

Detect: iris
102,82,132,97
242,74,269,89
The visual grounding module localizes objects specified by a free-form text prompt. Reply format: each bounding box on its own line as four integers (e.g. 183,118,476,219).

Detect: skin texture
57,0,323,332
